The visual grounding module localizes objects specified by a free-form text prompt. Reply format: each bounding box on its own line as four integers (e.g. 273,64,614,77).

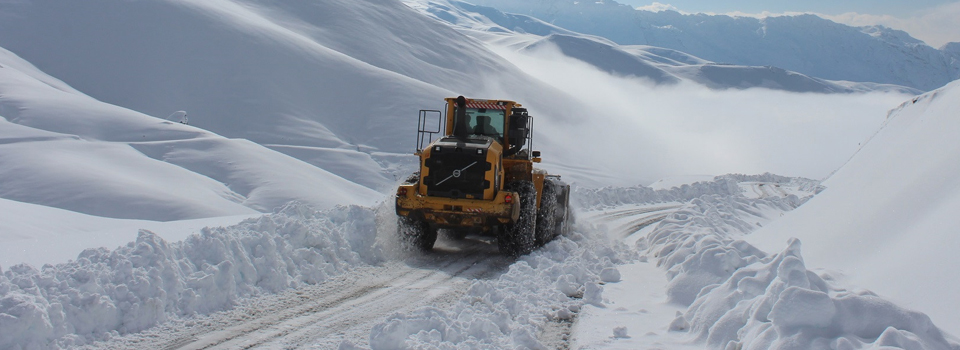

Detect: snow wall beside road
0,203,381,349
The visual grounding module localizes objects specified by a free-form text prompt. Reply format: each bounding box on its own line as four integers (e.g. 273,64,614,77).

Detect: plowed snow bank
0,204,380,349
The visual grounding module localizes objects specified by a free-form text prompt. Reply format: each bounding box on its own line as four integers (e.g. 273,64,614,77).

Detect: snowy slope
0,0,602,193
0,197,257,268
0,0,534,152
746,80,960,335
462,0,960,91
0,45,380,219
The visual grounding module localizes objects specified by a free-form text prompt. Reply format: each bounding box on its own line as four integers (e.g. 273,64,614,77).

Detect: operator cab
416,96,532,160
453,103,506,143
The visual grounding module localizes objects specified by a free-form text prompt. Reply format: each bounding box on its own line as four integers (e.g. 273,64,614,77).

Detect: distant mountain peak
859,25,925,47
942,42,960,53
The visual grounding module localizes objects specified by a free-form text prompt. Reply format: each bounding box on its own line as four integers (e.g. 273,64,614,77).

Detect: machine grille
424,142,491,199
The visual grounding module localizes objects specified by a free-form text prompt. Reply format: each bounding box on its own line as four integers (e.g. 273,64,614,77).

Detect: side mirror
532,151,541,157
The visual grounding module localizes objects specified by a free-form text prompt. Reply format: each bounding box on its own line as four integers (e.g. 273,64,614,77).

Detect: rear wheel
538,177,573,246
499,181,537,256
556,180,573,236
536,179,559,246
398,214,437,252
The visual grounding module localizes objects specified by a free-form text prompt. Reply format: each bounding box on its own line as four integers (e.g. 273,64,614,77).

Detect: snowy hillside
0,46,380,221
0,44,382,267
746,79,960,334
461,0,960,91
0,0,574,193
1,0,915,192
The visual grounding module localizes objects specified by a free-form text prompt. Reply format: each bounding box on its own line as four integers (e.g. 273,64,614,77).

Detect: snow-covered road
84,237,514,350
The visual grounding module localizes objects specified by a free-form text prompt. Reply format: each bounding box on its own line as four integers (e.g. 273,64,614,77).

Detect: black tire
499,181,537,256
398,214,437,252
556,181,573,236
538,177,572,246
536,179,559,246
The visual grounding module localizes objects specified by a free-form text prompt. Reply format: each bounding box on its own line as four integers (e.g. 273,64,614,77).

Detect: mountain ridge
460,0,960,91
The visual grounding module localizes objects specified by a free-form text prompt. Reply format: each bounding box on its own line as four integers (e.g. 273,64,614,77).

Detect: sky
618,0,960,47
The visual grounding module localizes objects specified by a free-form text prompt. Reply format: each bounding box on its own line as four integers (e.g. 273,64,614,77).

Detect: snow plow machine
395,96,571,256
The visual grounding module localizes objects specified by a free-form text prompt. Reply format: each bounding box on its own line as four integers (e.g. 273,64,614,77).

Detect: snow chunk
599,267,621,283
612,326,629,338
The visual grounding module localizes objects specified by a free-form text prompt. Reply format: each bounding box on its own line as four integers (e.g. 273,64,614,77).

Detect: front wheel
498,181,537,256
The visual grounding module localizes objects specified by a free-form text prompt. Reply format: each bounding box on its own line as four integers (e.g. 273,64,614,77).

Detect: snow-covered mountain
411,0,921,94
461,0,960,91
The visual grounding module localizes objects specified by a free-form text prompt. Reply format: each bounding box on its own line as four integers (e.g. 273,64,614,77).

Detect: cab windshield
455,108,505,140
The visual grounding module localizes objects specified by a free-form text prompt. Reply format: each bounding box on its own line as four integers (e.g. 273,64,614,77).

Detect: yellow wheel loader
395,96,571,256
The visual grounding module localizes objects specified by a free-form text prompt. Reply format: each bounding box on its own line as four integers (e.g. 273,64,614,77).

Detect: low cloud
635,2,680,13
488,42,912,187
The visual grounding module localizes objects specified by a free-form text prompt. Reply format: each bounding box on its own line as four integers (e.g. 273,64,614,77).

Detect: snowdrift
0,204,381,349
746,80,960,335
641,193,958,349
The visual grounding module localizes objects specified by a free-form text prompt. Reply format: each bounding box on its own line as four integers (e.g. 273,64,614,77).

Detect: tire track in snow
584,204,680,239
583,204,680,239
618,213,670,238
233,244,508,349
592,205,682,221
751,182,789,199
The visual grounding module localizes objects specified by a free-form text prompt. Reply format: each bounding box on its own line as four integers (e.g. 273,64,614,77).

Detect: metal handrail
417,109,443,152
